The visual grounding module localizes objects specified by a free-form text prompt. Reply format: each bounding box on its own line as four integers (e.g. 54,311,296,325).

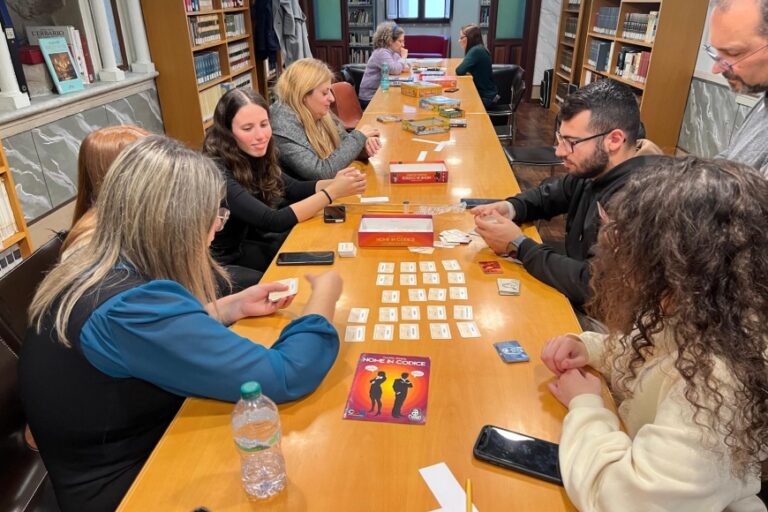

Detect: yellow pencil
465,478,472,512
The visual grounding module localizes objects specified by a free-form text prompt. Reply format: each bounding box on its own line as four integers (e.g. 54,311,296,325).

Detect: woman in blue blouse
18,135,343,512
456,24,498,107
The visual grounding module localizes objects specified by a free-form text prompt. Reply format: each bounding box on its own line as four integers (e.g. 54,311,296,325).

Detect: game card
373,324,395,341
267,277,298,302
429,323,452,340
401,305,421,321
497,278,521,296
449,287,469,300
399,324,420,340
400,262,417,273
400,274,418,286
456,321,481,338
422,272,441,285
441,259,461,271
376,274,394,286
447,272,466,284
378,262,395,273
453,305,473,320
408,288,427,302
347,308,370,324
419,261,437,272
493,341,530,362
345,325,366,343
428,288,447,301
381,290,401,303
427,305,447,321
479,261,503,274
378,307,398,322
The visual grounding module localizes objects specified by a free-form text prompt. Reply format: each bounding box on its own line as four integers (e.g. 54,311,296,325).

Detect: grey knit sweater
270,101,367,180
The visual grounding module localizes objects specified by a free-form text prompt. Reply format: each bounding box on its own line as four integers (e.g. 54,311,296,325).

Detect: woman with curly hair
203,87,366,290
541,156,768,511
358,21,411,107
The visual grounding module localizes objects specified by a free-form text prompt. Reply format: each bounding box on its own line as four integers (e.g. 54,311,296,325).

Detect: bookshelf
479,0,491,45
139,0,259,148
575,0,708,153
0,142,32,261
551,0,589,114
347,0,376,64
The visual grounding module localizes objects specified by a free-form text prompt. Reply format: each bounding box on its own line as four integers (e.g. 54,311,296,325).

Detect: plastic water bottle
232,381,286,499
380,62,390,91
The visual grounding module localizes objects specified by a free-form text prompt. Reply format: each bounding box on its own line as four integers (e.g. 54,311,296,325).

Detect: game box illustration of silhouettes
343,353,430,425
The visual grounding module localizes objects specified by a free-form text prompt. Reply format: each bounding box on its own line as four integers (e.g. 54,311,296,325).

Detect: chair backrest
0,232,65,355
405,35,450,58
330,81,363,130
492,64,525,109
341,64,366,95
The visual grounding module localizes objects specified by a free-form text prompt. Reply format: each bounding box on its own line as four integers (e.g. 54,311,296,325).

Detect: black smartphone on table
461,198,503,208
276,251,335,266
473,425,563,485
323,205,346,223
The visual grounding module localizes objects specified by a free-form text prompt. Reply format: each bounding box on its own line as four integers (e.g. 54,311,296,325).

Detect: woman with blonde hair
18,135,343,512
270,57,381,180
358,21,410,107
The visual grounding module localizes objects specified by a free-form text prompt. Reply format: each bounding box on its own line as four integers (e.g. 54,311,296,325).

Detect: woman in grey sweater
270,58,381,180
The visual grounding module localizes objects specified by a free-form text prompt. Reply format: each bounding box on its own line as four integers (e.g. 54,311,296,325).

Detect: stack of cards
497,278,521,296
338,242,357,257
493,341,530,363
268,278,298,302
438,229,472,246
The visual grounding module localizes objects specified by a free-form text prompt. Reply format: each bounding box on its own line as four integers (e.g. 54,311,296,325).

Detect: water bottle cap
240,381,261,399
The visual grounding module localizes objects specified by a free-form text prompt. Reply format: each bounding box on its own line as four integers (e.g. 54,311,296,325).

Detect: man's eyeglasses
555,130,612,154
704,43,768,73
215,207,230,232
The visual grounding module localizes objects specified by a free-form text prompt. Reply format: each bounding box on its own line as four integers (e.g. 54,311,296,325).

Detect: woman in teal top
456,24,499,108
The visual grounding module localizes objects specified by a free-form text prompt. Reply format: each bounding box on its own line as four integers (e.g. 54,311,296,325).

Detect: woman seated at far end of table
270,57,381,180
18,135,344,512
542,156,768,512
358,21,411,108
203,87,366,291
456,24,498,108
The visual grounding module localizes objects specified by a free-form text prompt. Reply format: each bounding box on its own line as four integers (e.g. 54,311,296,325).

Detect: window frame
385,0,453,24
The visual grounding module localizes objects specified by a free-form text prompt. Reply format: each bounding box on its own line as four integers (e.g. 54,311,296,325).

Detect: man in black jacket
474,80,661,310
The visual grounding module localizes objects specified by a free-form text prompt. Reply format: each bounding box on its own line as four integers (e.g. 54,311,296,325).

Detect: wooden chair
330,82,363,131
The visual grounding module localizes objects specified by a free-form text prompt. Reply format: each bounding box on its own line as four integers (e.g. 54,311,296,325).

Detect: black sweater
509,155,661,307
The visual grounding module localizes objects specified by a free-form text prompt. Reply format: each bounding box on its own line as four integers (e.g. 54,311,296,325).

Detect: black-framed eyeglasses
704,43,768,73
555,130,612,154
215,207,230,232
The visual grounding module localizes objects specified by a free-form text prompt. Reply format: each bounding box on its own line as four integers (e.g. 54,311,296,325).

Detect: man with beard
709,0,768,177
473,80,661,310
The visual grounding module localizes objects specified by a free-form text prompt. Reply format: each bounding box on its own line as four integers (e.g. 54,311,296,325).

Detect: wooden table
119,61,586,512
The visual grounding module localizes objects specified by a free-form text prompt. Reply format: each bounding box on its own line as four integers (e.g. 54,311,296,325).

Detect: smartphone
461,198,503,207
444,87,459,93
323,205,346,223
473,425,563,485
276,251,335,266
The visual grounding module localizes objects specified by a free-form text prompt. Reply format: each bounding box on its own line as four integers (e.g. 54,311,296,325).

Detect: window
386,0,452,23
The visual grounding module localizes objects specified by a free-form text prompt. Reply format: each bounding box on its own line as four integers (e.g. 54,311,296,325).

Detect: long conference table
118,59,594,511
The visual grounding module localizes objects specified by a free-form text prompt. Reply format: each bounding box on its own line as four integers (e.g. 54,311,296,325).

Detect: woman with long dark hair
455,24,498,108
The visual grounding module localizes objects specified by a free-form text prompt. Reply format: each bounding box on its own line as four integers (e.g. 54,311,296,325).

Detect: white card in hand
449,287,469,300
441,259,461,271
456,321,481,338
399,323,420,340
401,305,421,321
408,288,427,302
347,308,370,323
419,261,437,272
378,262,395,273
381,290,401,303
373,324,394,341
447,272,466,284
400,274,417,286
378,307,398,322
400,261,417,273
345,325,366,342
376,274,394,286
429,323,452,340
453,305,473,320
427,305,447,320
428,288,447,301
422,272,441,285
268,277,299,302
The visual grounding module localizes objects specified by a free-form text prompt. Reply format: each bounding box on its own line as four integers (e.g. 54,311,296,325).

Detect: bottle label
235,430,281,452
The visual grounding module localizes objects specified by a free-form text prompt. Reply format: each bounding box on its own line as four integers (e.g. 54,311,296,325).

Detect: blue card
494,341,529,363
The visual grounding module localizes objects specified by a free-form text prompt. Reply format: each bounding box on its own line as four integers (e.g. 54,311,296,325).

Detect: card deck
497,278,521,296
493,341,530,363
268,278,299,302
479,261,503,274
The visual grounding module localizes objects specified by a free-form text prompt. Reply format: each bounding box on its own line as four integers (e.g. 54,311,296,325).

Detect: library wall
533,0,560,87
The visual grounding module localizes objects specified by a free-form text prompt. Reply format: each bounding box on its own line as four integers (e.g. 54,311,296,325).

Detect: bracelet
320,188,333,204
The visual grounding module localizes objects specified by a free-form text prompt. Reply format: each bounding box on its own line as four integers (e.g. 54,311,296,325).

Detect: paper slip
441,259,461,271
428,288,447,301
379,307,398,322
497,278,521,296
430,323,452,340
361,196,389,204
408,288,427,302
447,272,466,284
338,242,357,257
268,278,298,302
422,272,441,285
409,246,436,254
400,274,418,286
434,241,458,248
345,325,366,343
400,261,417,273
373,324,394,341
419,261,437,272
381,290,401,303
401,305,421,321
376,274,395,286
456,321,481,338
417,150,428,162
434,142,446,152
440,229,472,244
453,305,473,320
412,138,441,145
399,324,420,340
347,308,370,324
378,262,395,273
427,305,447,320
449,287,469,300
419,463,478,512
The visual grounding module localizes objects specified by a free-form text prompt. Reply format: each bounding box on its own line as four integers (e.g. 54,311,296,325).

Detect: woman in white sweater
542,157,767,512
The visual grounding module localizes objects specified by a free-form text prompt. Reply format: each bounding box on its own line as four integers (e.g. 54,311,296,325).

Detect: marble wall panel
677,78,736,158
4,131,53,222
105,88,164,134
534,0,560,85
731,102,752,142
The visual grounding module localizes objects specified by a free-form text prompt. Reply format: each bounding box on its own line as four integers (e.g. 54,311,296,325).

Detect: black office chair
488,64,526,144
340,64,366,96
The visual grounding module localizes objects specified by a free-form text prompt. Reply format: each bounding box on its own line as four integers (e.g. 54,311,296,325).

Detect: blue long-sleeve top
79,279,340,403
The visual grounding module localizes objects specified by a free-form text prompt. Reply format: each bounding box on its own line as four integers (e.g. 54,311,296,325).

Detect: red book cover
79,32,95,83
343,353,430,425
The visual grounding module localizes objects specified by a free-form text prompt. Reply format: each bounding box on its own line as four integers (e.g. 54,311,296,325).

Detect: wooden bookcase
551,0,590,114
139,0,259,148
0,143,32,257
576,0,708,153
479,0,491,45
347,0,376,64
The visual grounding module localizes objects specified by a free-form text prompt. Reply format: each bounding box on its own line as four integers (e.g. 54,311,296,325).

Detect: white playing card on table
422,272,441,285
453,305,473,320
378,307,398,322
447,272,466,284
441,259,461,271
429,323,452,340
428,288,447,301
378,262,395,273
456,321,481,338
267,278,298,302
345,325,366,342
399,324,420,340
400,262,417,273
381,290,401,303
400,274,417,286
427,305,447,320
449,287,469,300
401,305,421,321
373,324,394,341
408,288,427,302
347,308,370,323
376,274,394,286
419,261,437,272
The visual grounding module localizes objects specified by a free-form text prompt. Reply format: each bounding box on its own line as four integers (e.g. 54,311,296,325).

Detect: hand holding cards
268,278,299,302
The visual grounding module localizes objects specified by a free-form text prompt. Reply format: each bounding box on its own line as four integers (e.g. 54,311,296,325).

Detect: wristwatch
504,235,528,257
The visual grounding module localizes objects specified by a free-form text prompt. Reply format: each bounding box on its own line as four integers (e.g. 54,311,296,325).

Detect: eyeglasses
459,35,467,40
704,43,768,73
215,207,230,232
555,130,613,154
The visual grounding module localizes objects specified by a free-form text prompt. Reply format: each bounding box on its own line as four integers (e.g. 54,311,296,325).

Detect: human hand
305,270,343,303
236,282,295,319
470,201,511,218
548,369,602,407
365,136,382,156
358,124,380,138
474,210,524,255
328,167,367,198
541,335,589,376
401,47,408,59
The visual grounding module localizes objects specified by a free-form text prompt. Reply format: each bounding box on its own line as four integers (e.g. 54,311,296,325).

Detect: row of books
0,179,19,241
559,48,574,74
479,6,490,25
563,16,578,40
555,80,577,105
592,6,620,36
228,41,250,72
349,31,373,45
583,69,609,86
349,8,373,25
27,25,95,84
199,71,252,123
194,51,222,85
0,244,23,279
184,0,214,12
615,48,651,83
588,40,613,72
621,11,658,42
349,48,372,64
224,13,246,37
188,15,221,46
221,0,245,7
566,0,582,9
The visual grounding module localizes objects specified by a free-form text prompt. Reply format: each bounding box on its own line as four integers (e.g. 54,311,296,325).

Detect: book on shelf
38,36,85,94
188,15,221,46
349,31,373,45
588,40,613,72
350,48,372,63
224,13,246,37
0,244,23,278
563,16,578,40
0,0,29,94
349,8,372,25
227,41,250,71
194,51,221,85
26,25,91,84
560,48,574,74
592,7,619,36
0,178,19,241
185,0,214,12
221,0,245,7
